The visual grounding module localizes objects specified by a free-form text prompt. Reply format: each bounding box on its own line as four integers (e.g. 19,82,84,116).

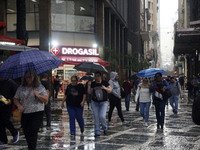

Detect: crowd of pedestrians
1,69,200,149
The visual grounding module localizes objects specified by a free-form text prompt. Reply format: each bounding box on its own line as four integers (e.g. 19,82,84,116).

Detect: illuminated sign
51,46,99,56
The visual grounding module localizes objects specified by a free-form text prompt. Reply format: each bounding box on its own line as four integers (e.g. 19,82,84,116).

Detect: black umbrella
80,75,94,81
74,62,108,73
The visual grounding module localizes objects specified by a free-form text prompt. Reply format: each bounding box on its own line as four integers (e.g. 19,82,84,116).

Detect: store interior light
52,41,58,47
93,43,98,48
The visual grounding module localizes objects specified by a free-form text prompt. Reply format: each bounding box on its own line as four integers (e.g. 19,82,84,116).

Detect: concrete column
116,20,120,73
96,0,104,58
0,0,6,35
39,0,51,51
104,8,111,50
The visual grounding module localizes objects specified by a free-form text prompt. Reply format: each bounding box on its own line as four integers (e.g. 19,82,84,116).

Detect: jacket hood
110,72,118,80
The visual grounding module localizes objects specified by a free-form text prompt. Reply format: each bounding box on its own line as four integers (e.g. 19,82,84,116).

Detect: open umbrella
136,68,165,78
0,49,63,79
80,75,94,81
74,62,108,73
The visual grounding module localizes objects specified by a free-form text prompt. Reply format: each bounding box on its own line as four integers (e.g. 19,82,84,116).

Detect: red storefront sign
51,46,110,66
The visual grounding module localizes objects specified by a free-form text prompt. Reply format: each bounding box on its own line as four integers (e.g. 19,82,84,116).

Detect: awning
174,28,200,54
57,56,110,66
0,22,6,28
0,44,37,51
0,34,25,45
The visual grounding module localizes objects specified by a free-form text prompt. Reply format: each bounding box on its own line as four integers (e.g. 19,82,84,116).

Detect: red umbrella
0,34,25,44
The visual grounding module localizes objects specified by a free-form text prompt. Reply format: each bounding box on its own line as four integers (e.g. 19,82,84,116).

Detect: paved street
1,90,200,150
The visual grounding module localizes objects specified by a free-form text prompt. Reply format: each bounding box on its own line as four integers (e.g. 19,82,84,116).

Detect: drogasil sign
51,46,99,56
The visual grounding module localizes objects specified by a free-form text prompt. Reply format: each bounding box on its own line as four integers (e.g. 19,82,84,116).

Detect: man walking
169,76,182,114
0,78,19,146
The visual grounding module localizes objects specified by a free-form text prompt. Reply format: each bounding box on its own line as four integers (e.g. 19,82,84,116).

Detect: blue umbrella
136,68,165,78
0,50,63,79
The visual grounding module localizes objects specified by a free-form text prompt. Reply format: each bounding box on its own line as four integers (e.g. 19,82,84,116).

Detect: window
51,0,95,33
148,2,151,9
7,0,39,31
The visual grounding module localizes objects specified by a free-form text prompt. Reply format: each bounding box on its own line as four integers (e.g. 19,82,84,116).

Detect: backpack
92,84,108,102
192,94,200,125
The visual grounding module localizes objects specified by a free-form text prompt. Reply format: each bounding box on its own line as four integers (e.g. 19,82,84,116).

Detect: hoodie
108,72,121,98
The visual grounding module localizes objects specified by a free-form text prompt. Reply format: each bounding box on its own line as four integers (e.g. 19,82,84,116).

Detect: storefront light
93,43,98,48
52,41,58,47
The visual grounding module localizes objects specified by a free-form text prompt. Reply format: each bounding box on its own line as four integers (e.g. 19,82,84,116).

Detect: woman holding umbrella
87,71,112,137
14,70,48,150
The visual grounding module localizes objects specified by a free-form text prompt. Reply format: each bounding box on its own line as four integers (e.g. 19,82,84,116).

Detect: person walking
40,73,51,129
87,71,112,137
0,78,19,146
108,72,124,123
61,75,86,136
14,70,48,150
169,76,182,114
191,75,199,98
135,78,152,126
134,77,142,111
53,75,60,99
152,72,170,129
122,78,133,111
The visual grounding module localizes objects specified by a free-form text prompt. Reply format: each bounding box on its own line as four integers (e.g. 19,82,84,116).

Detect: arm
80,94,86,107
61,95,67,109
135,87,140,103
14,98,24,112
87,81,93,94
34,90,48,104
102,85,112,93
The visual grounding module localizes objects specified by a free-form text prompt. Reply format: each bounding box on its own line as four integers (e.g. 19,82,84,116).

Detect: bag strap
25,88,33,100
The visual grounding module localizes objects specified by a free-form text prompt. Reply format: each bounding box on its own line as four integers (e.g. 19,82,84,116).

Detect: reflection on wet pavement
2,90,200,150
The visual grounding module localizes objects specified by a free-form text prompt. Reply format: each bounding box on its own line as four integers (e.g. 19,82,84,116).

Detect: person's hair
56,75,59,78
22,70,40,88
155,72,162,77
71,75,78,81
95,71,102,76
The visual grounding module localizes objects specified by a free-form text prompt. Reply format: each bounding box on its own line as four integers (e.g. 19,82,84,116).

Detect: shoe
144,122,148,127
94,134,100,137
13,131,19,143
157,124,160,129
81,128,84,133
70,134,75,136
104,130,107,135
0,141,7,147
161,125,164,129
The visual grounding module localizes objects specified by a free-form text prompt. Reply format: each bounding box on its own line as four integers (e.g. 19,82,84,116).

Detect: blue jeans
67,106,84,135
125,94,131,110
169,96,179,113
139,102,151,123
154,98,166,127
91,100,108,135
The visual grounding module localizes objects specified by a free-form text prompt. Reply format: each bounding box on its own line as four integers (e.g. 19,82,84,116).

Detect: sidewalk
1,90,200,150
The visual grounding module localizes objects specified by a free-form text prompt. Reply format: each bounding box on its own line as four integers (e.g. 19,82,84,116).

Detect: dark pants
0,107,18,144
54,85,60,99
108,94,124,122
154,98,166,127
21,111,43,150
44,100,51,127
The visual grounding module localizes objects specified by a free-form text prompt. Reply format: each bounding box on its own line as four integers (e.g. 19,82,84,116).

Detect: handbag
13,109,22,121
162,89,172,100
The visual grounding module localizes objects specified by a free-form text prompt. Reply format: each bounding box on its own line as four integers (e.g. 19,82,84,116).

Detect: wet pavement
1,90,200,150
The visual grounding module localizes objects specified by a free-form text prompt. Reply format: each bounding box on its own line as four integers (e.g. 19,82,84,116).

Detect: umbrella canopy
136,68,165,78
74,62,108,73
80,75,94,81
0,49,63,79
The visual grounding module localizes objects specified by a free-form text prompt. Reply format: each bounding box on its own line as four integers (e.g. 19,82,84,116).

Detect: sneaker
94,134,100,137
13,131,19,143
0,141,7,147
104,130,107,135
144,122,148,127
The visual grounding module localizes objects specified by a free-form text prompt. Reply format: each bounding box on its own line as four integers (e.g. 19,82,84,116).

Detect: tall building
174,0,200,78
